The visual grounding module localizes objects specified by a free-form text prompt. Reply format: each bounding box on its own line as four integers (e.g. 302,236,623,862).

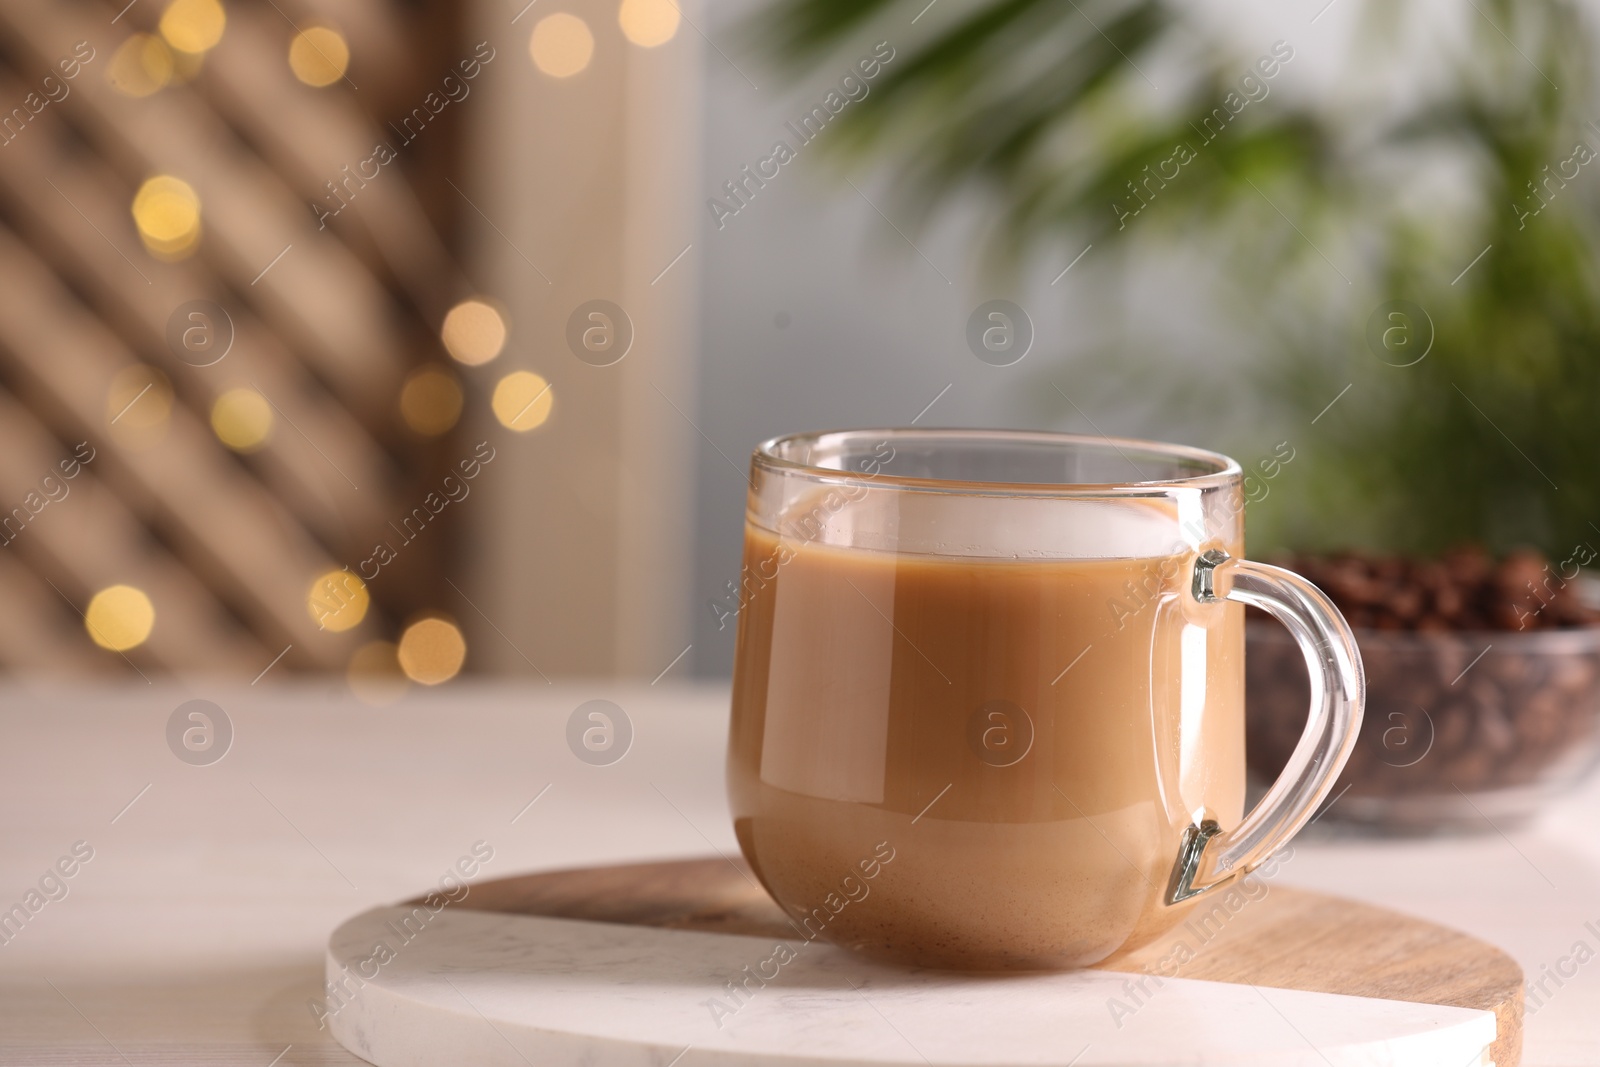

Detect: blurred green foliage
759,0,1600,558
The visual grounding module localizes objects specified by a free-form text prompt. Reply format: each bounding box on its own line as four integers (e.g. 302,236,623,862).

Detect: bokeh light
530,13,594,78
491,371,554,431
399,366,463,436
397,618,466,685
308,569,369,633
619,0,680,47
85,585,155,652
167,48,206,85
211,388,274,452
107,34,175,97
289,26,350,87
132,175,201,260
348,640,408,706
440,299,507,366
106,364,174,449
159,0,226,55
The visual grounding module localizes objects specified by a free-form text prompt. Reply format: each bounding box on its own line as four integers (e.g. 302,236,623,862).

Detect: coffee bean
1474,706,1518,756
1429,641,1468,687
1246,547,1600,827
1488,653,1532,686
1432,585,1464,618
1520,690,1565,746
1444,545,1493,578
1432,698,1474,751
1448,749,1497,790
1551,656,1595,693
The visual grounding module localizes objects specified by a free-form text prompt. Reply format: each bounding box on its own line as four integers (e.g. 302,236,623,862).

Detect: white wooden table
0,682,1595,1065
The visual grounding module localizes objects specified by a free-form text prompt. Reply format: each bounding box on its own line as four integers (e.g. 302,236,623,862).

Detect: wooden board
441,857,1523,1066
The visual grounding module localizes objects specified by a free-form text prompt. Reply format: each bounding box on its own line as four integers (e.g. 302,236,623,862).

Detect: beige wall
464,0,701,678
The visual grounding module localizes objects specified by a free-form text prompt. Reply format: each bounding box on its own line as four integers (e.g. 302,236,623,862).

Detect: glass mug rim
753,427,1243,497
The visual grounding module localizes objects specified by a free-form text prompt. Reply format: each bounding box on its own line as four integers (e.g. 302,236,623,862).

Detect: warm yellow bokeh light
619,0,680,47
85,585,155,652
492,371,554,432
530,13,594,77
159,0,226,54
440,299,507,366
211,388,274,452
399,366,463,436
348,640,408,706
132,175,201,259
106,365,174,449
397,618,466,685
289,26,350,87
308,569,369,633
107,34,175,97
133,176,199,242
167,47,205,84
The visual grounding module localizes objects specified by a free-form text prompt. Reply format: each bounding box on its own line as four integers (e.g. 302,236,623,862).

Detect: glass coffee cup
727,429,1363,970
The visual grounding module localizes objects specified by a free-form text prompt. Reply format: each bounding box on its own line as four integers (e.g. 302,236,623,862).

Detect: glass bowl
1246,621,1600,833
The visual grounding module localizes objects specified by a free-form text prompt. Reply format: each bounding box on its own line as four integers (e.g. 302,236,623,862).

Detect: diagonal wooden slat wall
0,0,473,675
0,102,395,543
0,387,265,672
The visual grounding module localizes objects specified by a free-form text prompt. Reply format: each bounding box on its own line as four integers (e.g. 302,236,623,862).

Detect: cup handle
1164,549,1366,905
